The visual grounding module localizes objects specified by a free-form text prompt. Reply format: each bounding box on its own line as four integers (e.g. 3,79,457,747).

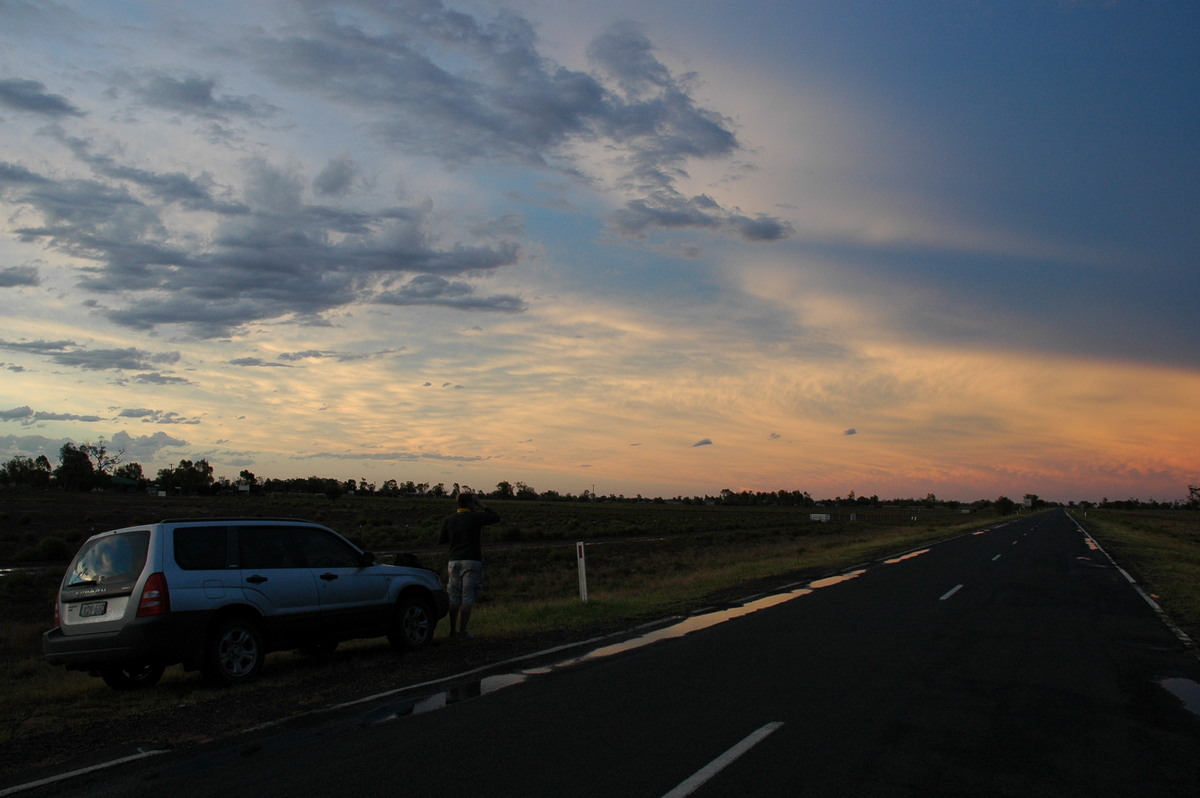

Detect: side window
292,527,362,568
173,526,230,570
238,526,305,569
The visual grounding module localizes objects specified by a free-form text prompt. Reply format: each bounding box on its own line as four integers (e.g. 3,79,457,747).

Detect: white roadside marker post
577,541,588,602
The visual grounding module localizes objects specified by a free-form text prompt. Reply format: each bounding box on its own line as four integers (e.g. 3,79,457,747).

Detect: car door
236,525,321,643
291,525,390,635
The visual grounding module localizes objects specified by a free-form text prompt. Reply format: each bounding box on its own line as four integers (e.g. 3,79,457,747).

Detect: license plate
79,601,108,618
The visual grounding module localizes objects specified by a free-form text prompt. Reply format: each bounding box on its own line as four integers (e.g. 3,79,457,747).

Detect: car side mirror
359,551,376,567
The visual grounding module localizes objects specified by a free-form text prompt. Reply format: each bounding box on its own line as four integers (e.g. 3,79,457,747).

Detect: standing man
439,491,501,639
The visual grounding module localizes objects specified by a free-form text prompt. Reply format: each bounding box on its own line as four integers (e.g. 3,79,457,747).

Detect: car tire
202,617,265,686
100,662,165,690
388,596,434,652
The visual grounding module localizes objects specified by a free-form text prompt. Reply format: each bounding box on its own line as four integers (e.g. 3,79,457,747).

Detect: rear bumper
42,613,207,671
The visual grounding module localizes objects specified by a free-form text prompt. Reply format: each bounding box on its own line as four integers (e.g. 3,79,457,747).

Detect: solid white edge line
939,584,964,601
1068,513,1197,651
0,748,168,797
661,722,785,798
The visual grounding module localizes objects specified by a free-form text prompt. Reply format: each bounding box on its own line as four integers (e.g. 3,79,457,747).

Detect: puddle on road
368,569,868,723
883,550,929,564
1159,677,1200,717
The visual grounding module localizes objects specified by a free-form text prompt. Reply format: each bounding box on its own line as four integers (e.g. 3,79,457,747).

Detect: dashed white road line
661,722,785,798
939,584,964,601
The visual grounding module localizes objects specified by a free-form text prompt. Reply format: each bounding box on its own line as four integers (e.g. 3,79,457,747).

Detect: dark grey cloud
691,438,713,447
0,339,187,378
0,338,75,355
277,348,404,362
0,77,84,116
57,133,250,214
133,372,193,385
229,357,294,368
48,347,181,371
127,70,277,121
117,408,201,425
1,429,188,468
0,265,40,287
4,156,523,336
844,428,858,436
313,154,361,198
375,274,526,312
0,3,787,341
107,429,189,462
610,192,792,242
0,406,104,424
249,1,787,244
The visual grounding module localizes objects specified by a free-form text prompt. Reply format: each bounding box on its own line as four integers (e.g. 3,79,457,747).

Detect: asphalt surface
8,510,1200,796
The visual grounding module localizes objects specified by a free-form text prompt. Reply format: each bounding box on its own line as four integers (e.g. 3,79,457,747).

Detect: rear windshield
66,531,150,588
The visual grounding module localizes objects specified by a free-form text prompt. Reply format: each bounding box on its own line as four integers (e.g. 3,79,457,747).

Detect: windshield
66,531,150,588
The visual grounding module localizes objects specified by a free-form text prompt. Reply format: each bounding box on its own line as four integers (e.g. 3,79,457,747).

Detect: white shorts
447,560,483,606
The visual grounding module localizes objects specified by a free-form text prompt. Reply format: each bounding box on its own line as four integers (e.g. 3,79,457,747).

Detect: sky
1,0,1197,504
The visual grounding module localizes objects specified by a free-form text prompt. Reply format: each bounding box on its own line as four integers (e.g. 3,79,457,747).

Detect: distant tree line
2,442,1197,510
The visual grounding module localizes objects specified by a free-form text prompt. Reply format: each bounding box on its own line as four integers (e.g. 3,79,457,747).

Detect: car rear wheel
100,662,165,690
388,596,434,652
202,617,265,686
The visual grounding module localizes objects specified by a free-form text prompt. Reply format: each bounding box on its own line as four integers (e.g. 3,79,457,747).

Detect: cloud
0,4,790,342
134,372,193,385
249,3,787,244
376,274,527,312
0,339,181,373
0,266,40,287
1,406,104,425
48,347,181,372
691,438,714,447
0,77,84,117
229,357,294,368
117,408,201,425
844,428,858,435
313,153,361,198
108,429,189,462
5,155,525,336
292,450,485,463
127,70,277,121
55,133,250,214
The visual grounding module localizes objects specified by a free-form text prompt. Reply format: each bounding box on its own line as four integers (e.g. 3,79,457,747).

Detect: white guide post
576,541,588,602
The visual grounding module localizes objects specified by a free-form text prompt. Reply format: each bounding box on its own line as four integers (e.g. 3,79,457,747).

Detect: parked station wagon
43,518,448,688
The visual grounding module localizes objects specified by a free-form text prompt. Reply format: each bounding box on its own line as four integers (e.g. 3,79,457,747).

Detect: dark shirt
439,507,501,561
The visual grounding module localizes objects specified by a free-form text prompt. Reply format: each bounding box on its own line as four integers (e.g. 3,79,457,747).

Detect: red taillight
53,600,60,628
137,572,170,617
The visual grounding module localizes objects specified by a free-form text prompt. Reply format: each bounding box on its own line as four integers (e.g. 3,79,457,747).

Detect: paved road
13,510,1200,796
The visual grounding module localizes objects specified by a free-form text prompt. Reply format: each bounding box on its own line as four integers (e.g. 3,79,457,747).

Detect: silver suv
42,518,448,689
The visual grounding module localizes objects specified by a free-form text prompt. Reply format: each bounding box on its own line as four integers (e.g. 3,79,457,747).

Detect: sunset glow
2,1,1196,503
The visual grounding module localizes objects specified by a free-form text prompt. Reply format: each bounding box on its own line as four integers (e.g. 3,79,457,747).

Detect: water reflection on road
374,569,868,723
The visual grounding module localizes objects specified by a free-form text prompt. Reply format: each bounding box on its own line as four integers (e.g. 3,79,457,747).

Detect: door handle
319,572,339,581
246,575,268,584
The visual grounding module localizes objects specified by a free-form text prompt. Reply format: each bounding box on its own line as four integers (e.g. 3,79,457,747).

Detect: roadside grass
0,511,983,743
469,518,979,638
1079,509,1200,646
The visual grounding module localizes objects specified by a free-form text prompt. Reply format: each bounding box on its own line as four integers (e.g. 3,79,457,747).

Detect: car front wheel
388,596,434,652
203,617,265,686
